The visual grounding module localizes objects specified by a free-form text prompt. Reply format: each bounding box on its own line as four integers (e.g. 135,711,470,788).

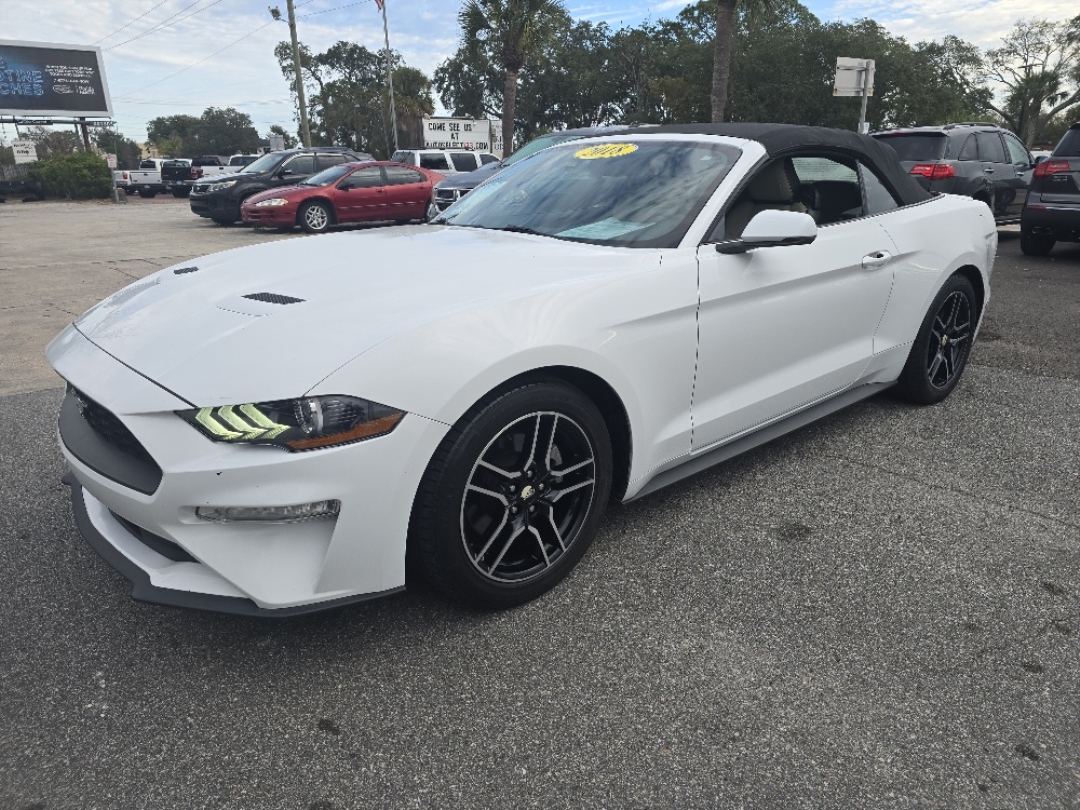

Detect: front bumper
49,326,450,615
189,191,239,219
241,204,298,227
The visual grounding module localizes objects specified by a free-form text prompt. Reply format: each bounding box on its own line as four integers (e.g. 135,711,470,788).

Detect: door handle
862,250,892,269
983,167,995,173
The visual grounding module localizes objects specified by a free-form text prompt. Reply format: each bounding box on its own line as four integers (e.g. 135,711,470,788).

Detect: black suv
1020,122,1080,256
189,146,372,225
871,123,1035,224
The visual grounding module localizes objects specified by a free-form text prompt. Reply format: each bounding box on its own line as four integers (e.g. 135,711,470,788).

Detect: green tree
193,107,261,154
147,114,199,153
984,16,1080,146
458,0,569,152
709,0,783,121
93,129,142,170
25,127,82,160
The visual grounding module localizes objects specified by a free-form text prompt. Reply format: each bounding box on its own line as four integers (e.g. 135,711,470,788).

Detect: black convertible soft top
635,122,931,208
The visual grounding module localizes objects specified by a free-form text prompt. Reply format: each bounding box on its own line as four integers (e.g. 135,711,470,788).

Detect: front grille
70,386,155,464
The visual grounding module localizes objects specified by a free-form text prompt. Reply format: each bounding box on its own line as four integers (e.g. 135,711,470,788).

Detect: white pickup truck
128,158,187,198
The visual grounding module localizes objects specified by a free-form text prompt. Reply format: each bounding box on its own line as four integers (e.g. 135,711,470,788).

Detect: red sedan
241,161,444,233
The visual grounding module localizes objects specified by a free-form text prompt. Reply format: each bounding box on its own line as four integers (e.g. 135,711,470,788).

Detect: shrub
30,151,113,199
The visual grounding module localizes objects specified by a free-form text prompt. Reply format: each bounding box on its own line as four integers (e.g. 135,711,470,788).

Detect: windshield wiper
495,225,544,235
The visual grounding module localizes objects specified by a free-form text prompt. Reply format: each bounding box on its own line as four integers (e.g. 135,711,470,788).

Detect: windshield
230,155,256,166
301,165,354,186
436,139,740,248
502,133,590,167
873,134,947,162
240,152,284,174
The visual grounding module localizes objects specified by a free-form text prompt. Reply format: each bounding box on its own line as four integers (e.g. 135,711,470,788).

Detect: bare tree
984,16,1080,146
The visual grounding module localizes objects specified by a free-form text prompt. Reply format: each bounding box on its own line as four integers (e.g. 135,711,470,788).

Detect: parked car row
117,155,259,198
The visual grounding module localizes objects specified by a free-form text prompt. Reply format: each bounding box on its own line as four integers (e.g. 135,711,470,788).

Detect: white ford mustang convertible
48,124,997,615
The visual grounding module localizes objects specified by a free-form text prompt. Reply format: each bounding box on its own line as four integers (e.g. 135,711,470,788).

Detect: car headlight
253,198,289,207
208,180,237,192
177,396,405,451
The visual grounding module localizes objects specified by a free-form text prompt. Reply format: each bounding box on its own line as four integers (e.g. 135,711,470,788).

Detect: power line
94,0,174,45
106,0,231,51
297,2,363,18
114,19,276,97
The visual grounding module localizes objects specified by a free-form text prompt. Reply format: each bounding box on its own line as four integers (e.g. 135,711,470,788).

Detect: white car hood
72,226,654,406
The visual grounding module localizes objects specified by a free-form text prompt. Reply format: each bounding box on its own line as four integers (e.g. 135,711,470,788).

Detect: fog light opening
196,500,340,523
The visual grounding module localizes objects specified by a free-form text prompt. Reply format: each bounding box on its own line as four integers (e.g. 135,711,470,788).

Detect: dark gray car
428,125,633,218
872,123,1035,225
1020,122,1080,256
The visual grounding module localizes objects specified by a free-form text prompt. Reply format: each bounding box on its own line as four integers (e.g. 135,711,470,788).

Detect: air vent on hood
242,292,305,305
173,266,199,275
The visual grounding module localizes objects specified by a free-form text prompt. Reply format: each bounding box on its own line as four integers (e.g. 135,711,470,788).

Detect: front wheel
1020,229,1054,257
299,200,333,233
409,380,613,608
171,188,191,198
896,274,977,405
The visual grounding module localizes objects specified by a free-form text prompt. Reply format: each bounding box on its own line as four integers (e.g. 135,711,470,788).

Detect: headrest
811,181,863,214
747,160,800,204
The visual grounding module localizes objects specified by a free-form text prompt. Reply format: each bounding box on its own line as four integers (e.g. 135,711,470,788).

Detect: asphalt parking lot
1,198,1078,809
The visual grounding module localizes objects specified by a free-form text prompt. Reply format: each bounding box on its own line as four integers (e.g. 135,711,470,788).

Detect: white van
391,149,498,174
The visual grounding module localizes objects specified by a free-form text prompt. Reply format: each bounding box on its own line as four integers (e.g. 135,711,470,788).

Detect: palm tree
459,0,568,154
711,0,781,122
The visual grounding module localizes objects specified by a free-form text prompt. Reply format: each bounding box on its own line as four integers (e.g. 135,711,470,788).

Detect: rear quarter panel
873,194,995,360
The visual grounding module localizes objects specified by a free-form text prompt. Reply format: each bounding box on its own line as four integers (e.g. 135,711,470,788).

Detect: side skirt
626,382,894,502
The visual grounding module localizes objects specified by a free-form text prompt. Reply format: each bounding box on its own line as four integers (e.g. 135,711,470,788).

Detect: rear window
139,160,157,169
192,157,221,167
1053,128,1080,157
873,134,946,162
450,152,477,172
420,154,451,171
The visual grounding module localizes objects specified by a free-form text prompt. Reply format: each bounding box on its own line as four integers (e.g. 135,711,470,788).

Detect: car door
275,153,315,187
382,165,431,219
1001,131,1034,217
334,166,387,221
975,132,1012,218
691,155,896,450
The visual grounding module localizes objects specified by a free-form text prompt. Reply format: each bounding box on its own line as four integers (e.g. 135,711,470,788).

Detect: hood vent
243,292,305,305
173,266,199,275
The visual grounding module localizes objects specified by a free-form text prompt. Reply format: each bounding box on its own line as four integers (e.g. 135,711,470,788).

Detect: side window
1002,133,1030,165
975,133,1006,164
791,156,864,225
384,166,426,185
419,153,450,171
859,164,899,215
450,152,477,171
316,153,346,171
283,154,315,175
391,151,414,164
480,154,499,165
340,167,384,189
957,135,978,161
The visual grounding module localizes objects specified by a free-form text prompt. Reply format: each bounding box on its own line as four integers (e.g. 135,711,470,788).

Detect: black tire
896,274,977,405
171,188,191,198
141,190,157,199
299,200,333,233
408,379,613,608
1020,229,1055,257
211,216,235,226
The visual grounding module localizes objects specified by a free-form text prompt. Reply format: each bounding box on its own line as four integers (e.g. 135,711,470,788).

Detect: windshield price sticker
574,143,638,160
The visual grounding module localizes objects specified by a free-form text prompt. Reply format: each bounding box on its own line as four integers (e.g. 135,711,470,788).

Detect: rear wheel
211,216,235,226
1020,229,1055,256
299,200,333,233
171,188,190,198
409,380,612,608
141,190,157,199
896,274,977,405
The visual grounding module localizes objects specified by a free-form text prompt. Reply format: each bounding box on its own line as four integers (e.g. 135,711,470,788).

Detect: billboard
0,40,113,118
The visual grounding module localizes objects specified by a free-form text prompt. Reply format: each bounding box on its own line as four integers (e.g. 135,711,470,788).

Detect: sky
2,0,1078,147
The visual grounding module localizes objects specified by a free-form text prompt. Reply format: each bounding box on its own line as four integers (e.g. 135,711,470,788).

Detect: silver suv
872,123,1035,224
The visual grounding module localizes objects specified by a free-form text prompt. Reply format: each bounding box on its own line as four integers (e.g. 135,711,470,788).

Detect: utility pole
378,0,399,154
284,0,312,147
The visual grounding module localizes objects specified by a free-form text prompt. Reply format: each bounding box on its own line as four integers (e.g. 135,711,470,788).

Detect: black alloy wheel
896,274,977,404
409,380,612,608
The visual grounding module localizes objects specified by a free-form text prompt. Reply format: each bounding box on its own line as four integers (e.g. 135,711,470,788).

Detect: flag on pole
373,0,384,10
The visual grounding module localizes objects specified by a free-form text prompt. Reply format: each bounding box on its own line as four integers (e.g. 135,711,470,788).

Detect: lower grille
111,511,197,563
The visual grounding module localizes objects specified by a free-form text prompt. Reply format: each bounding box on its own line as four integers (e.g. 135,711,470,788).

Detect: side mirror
716,210,818,255
1034,155,1047,166
277,168,293,177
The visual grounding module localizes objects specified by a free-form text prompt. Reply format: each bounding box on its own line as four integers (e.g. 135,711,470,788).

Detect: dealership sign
0,39,113,118
12,139,37,164
422,117,492,152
